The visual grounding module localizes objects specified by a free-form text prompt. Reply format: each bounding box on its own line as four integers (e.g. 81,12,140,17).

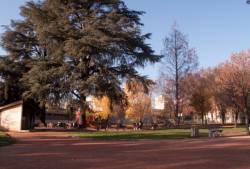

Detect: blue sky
1,0,250,79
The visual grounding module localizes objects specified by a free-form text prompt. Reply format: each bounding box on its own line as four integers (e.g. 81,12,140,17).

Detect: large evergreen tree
0,56,25,105
1,0,161,127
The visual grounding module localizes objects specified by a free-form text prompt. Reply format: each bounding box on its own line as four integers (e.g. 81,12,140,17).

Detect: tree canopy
0,0,161,126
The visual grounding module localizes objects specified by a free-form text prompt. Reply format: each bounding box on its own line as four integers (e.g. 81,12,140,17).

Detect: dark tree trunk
221,112,225,125
234,111,239,128
4,80,9,101
201,112,204,125
79,105,86,128
105,115,110,130
245,112,250,135
175,49,180,126
79,96,87,128
39,102,46,126
220,106,226,125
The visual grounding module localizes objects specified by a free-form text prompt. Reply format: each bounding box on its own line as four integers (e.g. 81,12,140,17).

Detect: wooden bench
208,126,223,138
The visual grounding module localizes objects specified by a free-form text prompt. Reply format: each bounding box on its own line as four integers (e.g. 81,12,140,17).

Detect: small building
41,107,70,123
0,101,33,131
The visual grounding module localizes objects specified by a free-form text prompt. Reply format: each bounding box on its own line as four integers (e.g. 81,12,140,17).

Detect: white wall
0,105,22,131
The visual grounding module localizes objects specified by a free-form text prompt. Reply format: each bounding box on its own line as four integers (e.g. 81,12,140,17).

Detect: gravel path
1,132,250,169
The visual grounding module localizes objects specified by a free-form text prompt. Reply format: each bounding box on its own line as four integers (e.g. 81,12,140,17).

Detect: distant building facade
153,95,165,110
152,94,244,124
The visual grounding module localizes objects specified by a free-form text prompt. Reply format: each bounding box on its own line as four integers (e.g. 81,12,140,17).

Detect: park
1,0,250,169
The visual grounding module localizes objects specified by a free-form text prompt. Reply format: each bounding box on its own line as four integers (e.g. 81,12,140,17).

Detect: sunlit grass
71,126,248,140
72,129,209,140
222,126,247,136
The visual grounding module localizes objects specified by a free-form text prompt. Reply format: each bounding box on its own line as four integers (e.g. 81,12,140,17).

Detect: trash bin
191,126,199,137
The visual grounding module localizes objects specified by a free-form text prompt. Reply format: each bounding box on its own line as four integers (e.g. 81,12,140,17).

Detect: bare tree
160,24,198,123
217,51,250,133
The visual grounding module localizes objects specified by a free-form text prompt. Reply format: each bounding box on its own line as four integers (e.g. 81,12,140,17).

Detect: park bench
133,122,143,130
208,125,223,138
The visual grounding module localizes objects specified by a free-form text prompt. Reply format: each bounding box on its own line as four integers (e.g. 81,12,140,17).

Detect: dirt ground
1,132,250,169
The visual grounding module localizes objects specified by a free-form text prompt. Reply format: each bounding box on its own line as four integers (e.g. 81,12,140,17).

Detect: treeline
158,26,250,133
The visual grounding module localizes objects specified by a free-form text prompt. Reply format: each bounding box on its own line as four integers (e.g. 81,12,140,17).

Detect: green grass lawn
71,129,209,140
71,126,248,140
0,132,14,146
222,126,247,136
